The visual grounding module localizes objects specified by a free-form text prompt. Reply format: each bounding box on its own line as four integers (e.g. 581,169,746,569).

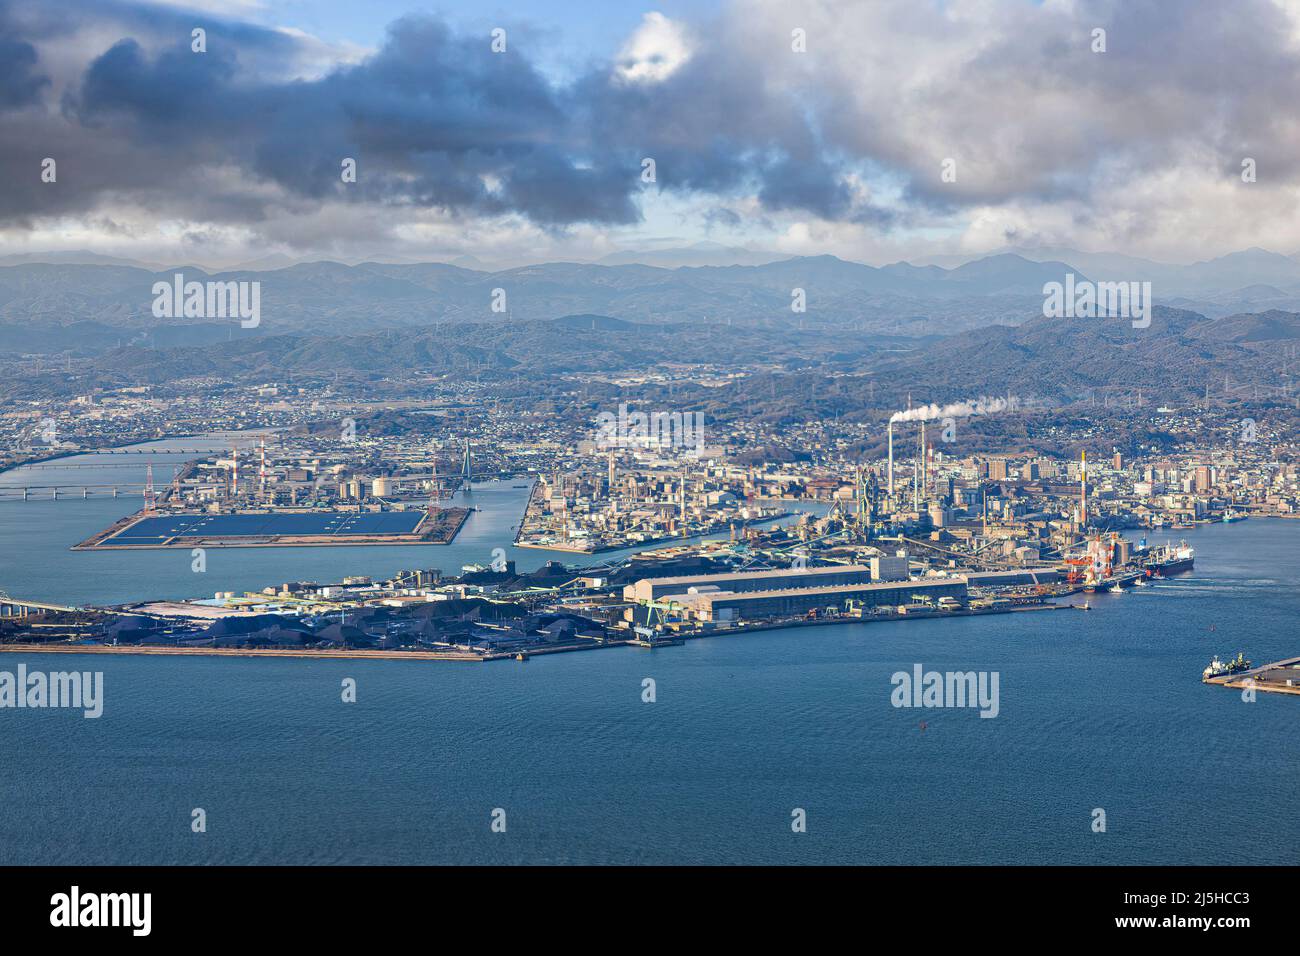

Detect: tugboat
1222,508,1247,523
1202,652,1251,681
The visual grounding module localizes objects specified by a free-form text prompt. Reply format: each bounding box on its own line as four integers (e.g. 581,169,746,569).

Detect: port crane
643,598,685,630
1063,532,1120,587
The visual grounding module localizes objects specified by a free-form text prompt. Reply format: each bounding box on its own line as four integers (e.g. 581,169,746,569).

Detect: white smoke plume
889,395,1019,424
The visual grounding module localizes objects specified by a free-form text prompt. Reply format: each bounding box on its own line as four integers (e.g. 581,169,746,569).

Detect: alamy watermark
890,664,999,718
595,403,705,456
0,665,103,718
1042,273,1151,328
152,273,260,328
50,886,150,936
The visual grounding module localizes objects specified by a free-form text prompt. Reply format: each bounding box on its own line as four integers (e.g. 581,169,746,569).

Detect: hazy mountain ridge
6,249,1300,363
0,253,1088,348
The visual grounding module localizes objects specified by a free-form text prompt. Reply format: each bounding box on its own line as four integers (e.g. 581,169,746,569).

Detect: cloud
5,0,1300,263
0,0,48,109
0,0,892,237
0,36,46,108
614,12,693,84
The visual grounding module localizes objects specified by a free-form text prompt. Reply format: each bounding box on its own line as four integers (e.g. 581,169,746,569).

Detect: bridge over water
0,484,141,501
0,592,82,617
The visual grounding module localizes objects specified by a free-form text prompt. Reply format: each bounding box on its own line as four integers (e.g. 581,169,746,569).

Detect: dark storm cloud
0,0,48,110
64,14,606,221
0,36,47,108
0,0,885,231
757,156,855,219
78,37,238,126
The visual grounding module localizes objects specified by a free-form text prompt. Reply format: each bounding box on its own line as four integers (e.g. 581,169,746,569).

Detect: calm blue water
1,441,1296,864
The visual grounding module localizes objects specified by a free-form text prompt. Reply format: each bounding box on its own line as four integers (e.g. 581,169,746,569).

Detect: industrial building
623,564,878,602
675,579,968,622
869,553,910,581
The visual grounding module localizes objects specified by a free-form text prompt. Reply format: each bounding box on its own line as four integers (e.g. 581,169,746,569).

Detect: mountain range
4,247,1300,417
9,246,1300,354
12,299,1298,417
0,252,1088,348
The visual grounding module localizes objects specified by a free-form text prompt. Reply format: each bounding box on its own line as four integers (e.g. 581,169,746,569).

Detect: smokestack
883,426,894,502
921,420,927,502
1080,450,1088,526
914,421,923,511
887,422,894,498
231,446,238,494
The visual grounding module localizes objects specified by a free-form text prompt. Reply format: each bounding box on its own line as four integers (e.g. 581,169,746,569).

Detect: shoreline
0,639,634,663
0,602,1065,664
0,643,486,662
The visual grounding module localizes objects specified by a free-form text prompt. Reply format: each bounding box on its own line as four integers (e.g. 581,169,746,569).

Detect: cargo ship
1143,541,1194,576
1202,652,1251,681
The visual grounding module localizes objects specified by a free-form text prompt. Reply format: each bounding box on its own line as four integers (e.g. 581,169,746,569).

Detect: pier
1203,655,1300,696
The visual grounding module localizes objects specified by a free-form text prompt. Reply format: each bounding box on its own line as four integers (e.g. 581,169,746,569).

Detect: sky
4,0,1300,268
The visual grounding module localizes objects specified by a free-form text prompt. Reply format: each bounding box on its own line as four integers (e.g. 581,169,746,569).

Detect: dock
1203,655,1300,696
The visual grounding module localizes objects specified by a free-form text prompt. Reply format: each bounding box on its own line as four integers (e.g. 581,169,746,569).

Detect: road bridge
0,592,82,617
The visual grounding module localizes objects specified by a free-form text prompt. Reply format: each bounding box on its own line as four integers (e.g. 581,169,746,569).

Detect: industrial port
2,385,1297,668
0,458,1211,662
